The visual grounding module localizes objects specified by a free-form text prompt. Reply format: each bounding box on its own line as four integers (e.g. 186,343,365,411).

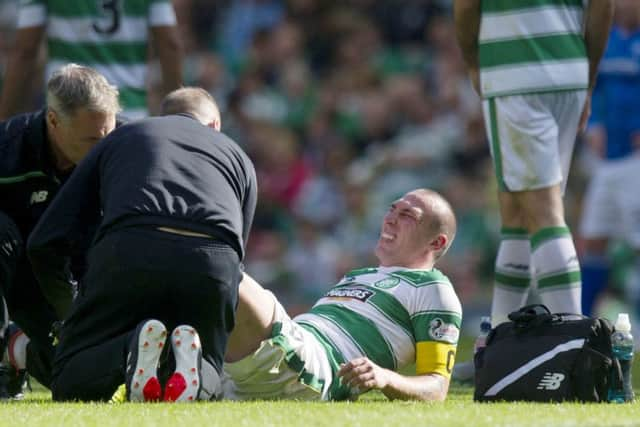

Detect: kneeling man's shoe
164,325,222,402
126,319,167,402
164,325,202,402
0,323,29,400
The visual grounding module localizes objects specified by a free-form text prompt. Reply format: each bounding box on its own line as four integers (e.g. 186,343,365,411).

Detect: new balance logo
1,241,12,256
537,372,565,390
30,190,48,204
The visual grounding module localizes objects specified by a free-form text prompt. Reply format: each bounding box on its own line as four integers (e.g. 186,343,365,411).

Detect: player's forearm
158,48,183,95
27,245,74,318
0,47,40,119
28,219,80,319
584,0,614,90
381,371,449,401
153,27,184,96
0,27,45,119
453,0,481,70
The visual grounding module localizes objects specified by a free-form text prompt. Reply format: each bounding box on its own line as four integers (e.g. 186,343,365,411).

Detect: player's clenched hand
338,357,390,391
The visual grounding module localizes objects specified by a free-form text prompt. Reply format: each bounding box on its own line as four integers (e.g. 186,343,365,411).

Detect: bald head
375,188,457,269
160,87,221,130
412,188,457,260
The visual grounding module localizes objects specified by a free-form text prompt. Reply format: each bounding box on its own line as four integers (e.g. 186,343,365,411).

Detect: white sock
531,226,582,314
491,228,531,326
7,329,29,370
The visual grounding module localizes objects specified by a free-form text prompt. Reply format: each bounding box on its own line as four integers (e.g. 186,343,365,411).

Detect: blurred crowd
2,0,630,322
171,0,502,314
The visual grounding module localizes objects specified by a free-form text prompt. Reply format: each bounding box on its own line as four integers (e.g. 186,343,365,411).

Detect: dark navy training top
0,110,73,239
28,114,257,307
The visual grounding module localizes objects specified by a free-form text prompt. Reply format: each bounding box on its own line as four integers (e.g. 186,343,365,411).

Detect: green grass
2,338,639,427
2,385,639,427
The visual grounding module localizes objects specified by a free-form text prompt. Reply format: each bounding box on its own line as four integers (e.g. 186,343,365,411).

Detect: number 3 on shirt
93,0,121,34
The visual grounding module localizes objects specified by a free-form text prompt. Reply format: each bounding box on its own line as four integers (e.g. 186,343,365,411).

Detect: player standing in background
454,0,614,326
579,0,640,316
0,0,183,120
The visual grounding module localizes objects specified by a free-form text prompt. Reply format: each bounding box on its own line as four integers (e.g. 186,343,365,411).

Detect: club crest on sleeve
428,318,460,343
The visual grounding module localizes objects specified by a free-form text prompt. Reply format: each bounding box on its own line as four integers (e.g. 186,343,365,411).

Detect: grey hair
46,64,120,119
160,87,221,126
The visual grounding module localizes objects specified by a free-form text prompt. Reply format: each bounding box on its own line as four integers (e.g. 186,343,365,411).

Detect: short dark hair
160,87,220,126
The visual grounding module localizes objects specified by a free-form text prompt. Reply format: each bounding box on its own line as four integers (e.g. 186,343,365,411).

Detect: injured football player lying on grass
223,188,463,401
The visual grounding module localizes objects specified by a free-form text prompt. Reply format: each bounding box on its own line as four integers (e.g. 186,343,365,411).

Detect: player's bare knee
226,274,279,362
519,186,566,231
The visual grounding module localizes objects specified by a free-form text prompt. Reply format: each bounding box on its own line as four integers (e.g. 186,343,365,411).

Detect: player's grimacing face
375,192,429,267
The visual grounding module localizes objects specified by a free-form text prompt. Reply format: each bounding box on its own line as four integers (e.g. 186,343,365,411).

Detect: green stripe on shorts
489,98,506,191
297,322,351,400
270,322,325,393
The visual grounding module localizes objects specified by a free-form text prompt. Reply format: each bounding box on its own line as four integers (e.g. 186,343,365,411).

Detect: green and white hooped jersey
17,0,177,119
294,266,462,398
479,0,589,98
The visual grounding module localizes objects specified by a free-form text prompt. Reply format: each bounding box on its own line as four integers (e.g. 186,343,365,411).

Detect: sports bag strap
554,313,589,322
507,304,554,331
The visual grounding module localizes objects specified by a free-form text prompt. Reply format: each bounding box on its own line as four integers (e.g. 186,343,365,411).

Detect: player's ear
207,118,221,131
430,234,447,252
46,108,60,129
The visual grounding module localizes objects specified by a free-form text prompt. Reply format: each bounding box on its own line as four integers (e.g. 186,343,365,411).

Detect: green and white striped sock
531,226,582,314
491,228,531,326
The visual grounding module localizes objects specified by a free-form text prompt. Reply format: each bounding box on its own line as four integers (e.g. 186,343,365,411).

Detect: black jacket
0,110,71,239
0,110,125,317
28,114,258,315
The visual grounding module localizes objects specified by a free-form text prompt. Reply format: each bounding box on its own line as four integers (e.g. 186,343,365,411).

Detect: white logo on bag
1,242,12,256
537,372,565,390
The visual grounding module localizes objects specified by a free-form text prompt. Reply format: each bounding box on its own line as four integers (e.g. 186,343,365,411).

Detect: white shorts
482,90,587,192
222,292,335,401
579,154,640,248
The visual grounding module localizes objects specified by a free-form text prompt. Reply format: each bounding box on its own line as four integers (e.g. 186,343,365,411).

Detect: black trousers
51,227,241,401
0,212,55,388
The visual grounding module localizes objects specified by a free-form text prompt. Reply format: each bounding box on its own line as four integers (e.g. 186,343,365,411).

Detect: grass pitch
1,340,639,427
2,383,639,427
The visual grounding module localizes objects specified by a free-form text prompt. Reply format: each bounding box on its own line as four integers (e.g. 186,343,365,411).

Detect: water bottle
608,313,635,403
474,316,492,354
